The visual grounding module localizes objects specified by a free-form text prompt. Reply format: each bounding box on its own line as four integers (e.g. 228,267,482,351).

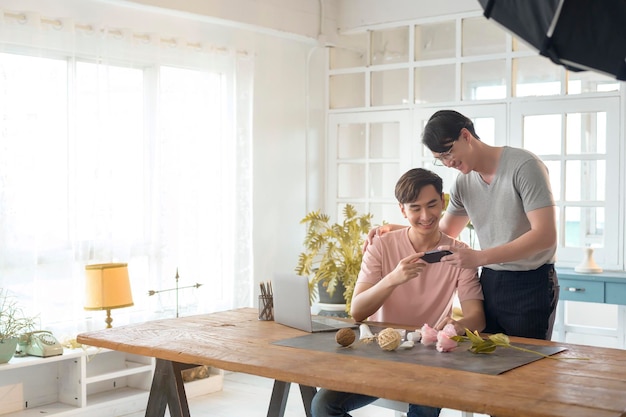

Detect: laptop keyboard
311,316,356,331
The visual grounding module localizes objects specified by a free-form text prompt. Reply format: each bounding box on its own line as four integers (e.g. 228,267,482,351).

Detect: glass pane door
328,111,411,226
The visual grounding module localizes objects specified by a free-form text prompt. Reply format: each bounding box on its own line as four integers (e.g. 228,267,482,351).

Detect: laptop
272,273,358,333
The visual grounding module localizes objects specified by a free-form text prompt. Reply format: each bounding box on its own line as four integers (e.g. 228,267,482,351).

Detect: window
511,98,620,268
327,111,412,226
0,19,253,334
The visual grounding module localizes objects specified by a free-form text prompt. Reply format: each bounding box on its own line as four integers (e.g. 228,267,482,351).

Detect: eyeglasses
432,141,457,166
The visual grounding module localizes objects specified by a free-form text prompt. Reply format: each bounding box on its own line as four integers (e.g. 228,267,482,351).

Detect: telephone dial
25,331,63,357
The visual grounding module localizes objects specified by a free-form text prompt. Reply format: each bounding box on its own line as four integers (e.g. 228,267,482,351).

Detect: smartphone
421,250,452,263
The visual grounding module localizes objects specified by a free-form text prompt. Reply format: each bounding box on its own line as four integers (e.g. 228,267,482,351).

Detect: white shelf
86,387,148,406
84,362,153,384
2,349,83,370
0,402,77,417
0,348,223,416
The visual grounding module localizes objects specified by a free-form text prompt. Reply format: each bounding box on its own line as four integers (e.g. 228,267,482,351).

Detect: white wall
337,0,480,31
251,39,328,283
123,0,338,42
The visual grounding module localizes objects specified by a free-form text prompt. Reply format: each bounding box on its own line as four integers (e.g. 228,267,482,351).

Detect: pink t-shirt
357,229,483,328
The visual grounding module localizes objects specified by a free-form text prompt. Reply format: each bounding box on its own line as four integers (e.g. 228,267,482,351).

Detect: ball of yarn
335,327,356,347
377,328,402,351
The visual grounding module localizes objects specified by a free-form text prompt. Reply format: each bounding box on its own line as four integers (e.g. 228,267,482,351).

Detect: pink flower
436,330,458,352
440,323,457,337
420,323,438,346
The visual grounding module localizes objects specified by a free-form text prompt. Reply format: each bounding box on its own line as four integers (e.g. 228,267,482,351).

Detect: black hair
395,168,443,204
421,110,480,153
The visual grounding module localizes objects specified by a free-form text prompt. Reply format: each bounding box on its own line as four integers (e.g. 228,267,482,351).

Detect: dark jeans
311,388,441,417
480,264,560,340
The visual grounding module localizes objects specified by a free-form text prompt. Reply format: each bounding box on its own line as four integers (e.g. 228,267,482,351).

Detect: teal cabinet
556,268,626,306
606,282,626,305
554,267,626,349
558,279,604,303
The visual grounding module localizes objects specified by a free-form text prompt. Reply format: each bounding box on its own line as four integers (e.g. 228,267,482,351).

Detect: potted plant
0,289,36,363
295,204,373,316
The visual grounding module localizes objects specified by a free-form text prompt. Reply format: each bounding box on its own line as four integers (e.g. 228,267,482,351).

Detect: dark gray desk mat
273,329,566,375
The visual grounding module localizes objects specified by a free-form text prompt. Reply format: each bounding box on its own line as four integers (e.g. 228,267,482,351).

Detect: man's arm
455,299,486,333
476,206,555,266
483,205,556,262
350,281,385,323
436,299,485,335
350,253,425,322
439,211,470,239
440,206,556,269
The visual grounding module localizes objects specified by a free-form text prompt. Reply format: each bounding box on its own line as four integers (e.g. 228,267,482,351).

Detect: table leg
552,300,566,342
145,359,196,417
267,380,317,417
267,380,290,417
299,384,317,417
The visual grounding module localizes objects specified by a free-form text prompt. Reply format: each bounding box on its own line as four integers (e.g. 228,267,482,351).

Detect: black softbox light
478,0,626,81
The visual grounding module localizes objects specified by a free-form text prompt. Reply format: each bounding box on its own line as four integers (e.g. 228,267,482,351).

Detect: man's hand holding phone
425,246,485,269
421,249,453,263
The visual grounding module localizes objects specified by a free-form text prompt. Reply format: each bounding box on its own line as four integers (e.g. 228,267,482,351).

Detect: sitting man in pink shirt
311,168,485,417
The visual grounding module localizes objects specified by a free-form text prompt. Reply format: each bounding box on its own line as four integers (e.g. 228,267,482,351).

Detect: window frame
327,110,412,226
510,97,622,268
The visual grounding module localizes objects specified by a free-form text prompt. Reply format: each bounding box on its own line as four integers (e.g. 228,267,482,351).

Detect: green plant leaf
469,340,497,354
0,289,37,340
295,204,373,316
455,328,588,360
488,333,511,347
466,328,484,344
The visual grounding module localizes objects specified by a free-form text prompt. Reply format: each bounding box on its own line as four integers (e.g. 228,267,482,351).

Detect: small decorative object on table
574,247,602,273
258,281,274,321
335,327,356,347
377,327,402,351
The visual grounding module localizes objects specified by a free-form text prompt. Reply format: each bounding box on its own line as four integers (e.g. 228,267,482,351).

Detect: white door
327,110,412,226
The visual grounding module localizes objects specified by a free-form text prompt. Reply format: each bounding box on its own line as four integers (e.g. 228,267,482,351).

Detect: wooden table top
76,308,626,417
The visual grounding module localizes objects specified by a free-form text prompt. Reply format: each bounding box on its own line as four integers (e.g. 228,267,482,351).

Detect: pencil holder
258,295,274,321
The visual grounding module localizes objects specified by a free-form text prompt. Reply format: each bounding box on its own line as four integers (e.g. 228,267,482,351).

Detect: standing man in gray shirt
422,109,559,340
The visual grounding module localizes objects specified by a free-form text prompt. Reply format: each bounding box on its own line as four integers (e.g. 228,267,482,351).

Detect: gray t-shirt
447,146,556,271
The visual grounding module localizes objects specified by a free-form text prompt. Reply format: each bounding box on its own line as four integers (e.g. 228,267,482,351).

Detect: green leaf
452,328,587,360
465,328,484,344
488,333,511,347
295,204,374,316
470,340,497,354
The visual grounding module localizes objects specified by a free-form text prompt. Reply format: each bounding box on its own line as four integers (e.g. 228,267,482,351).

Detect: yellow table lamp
84,263,134,328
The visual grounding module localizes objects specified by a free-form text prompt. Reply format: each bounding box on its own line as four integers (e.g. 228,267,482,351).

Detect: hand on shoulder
363,224,406,252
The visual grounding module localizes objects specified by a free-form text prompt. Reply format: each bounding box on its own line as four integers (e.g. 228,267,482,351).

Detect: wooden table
76,308,626,417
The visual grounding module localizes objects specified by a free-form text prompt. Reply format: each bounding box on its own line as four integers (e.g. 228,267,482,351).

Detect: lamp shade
84,263,134,311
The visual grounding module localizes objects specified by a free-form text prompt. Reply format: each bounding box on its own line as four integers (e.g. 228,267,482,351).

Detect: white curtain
0,9,253,337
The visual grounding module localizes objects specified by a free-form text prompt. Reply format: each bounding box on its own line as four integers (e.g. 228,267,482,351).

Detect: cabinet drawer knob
566,287,585,292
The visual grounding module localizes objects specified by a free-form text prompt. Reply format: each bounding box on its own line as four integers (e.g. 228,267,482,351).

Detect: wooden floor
124,371,487,417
